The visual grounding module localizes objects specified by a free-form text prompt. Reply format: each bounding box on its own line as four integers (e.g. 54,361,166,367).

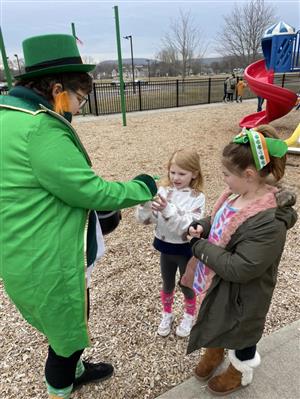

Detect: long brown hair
222,125,286,181
160,148,204,192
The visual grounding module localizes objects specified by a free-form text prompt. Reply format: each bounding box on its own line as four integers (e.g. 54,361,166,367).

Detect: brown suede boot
194,348,225,381
207,363,242,395
207,350,261,395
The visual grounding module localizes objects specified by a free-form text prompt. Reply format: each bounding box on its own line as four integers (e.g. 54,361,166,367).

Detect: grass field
84,73,299,115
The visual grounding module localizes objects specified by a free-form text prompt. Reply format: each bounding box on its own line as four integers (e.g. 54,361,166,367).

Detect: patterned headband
233,128,288,170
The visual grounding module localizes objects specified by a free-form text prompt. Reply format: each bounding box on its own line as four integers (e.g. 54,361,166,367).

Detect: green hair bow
233,128,288,170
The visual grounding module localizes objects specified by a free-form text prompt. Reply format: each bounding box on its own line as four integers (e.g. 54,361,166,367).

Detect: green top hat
16,34,95,79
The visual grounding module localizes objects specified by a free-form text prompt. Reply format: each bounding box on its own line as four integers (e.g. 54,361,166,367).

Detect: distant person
236,78,247,102
222,77,230,102
257,96,265,112
0,33,157,399
226,73,236,102
182,125,297,395
136,149,205,338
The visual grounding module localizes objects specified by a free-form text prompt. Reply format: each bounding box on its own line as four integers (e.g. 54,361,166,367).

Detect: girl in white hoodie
136,149,205,337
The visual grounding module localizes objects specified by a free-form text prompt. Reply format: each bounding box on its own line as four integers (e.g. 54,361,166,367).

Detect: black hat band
25,56,83,72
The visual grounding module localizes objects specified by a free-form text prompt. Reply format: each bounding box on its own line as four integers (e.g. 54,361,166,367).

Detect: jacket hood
275,187,298,229
275,207,298,229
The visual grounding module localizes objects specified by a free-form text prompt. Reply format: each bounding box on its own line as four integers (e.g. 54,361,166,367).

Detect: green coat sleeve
192,219,287,283
28,116,154,210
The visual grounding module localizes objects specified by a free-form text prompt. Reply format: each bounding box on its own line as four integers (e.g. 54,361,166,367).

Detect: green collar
9,86,53,110
8,86,72,122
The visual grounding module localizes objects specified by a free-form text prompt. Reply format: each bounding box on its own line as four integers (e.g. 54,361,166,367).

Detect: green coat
187,188,297,353
0,88,155,357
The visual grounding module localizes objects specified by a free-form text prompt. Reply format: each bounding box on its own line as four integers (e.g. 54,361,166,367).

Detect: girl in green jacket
182,125,297,395
0,34,157,399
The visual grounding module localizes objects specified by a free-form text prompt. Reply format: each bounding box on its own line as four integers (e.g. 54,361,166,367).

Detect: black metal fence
1,73,299,116
83,73,300,116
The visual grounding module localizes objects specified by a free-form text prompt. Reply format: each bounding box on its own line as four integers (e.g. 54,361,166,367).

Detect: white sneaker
157,312,174,336
176,313,194,337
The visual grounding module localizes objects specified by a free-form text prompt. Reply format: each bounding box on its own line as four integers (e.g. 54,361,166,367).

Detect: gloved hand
189,237,202,247
133,174,157,197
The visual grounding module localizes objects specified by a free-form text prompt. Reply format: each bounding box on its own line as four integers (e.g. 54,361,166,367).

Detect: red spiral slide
239,59,297,128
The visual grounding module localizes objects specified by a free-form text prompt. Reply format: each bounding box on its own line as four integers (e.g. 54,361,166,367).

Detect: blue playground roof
263,21,296,38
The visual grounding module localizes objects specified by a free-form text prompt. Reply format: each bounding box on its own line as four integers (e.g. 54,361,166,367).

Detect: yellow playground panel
285,123,300,154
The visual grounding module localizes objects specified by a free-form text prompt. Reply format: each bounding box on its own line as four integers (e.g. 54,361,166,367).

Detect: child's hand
151,194,168,212
188,224,203,239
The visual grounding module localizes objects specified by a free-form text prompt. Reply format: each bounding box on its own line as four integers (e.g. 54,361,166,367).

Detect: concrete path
74,99,258,123
156,320,300,399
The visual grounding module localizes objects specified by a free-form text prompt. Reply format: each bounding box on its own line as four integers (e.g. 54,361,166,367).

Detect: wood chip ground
1,100,299,398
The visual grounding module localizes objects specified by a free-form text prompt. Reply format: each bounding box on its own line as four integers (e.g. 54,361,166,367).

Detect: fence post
138,80,142,111
87,93,92,115
208,78,211,103
281,74,285,88
93,82,99,116
176,80,179,107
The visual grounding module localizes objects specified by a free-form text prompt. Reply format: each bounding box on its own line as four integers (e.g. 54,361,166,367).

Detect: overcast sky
1,0,299,63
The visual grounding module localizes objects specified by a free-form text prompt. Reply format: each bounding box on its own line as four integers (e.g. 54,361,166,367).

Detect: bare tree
216,0,276,67
156,46,178,66
155,46,180,76
158,10,207,78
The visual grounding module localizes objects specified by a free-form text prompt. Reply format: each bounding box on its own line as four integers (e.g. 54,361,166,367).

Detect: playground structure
285,123,300,154
239,21,300,154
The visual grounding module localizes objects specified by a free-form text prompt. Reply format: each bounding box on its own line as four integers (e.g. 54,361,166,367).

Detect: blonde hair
160,148,204,192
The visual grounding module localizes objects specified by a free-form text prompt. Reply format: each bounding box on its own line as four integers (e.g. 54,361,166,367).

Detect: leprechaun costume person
0,34,157,399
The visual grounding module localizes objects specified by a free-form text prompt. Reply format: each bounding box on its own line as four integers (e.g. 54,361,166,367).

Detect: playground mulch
0,100,299,399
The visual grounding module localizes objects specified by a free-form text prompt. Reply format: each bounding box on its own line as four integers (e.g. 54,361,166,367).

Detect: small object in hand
96,210,122,235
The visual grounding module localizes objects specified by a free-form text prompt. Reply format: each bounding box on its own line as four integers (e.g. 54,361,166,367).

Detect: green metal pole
113,5,126,126
0,27,13,89
71,22,76,37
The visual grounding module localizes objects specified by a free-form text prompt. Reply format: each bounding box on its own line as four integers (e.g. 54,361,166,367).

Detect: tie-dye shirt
193,195,238,295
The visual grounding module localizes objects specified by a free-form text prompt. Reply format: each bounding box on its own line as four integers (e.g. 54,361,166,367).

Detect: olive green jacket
0,87,156,356
187,187,297,353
